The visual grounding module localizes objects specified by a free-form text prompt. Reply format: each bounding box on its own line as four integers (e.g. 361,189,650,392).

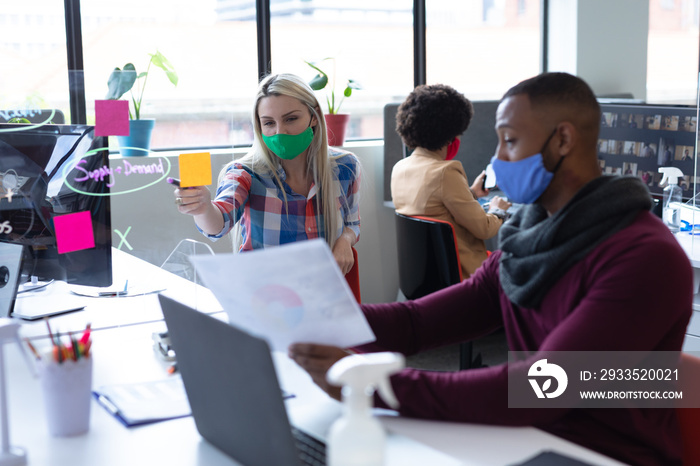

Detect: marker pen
167,177,181,187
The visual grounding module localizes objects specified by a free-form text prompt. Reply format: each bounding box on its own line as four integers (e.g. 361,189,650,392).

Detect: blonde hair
222,73,351,249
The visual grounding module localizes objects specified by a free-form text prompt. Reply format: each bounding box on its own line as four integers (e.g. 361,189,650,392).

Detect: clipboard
93,377,191,427
93,375,295,427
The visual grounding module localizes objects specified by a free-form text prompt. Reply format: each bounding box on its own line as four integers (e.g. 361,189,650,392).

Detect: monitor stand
17,276,52,293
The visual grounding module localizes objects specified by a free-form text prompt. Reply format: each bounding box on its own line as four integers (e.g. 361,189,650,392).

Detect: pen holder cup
39,356,93,437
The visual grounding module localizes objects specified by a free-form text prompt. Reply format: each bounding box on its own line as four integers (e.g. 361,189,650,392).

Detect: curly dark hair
395,84,474,151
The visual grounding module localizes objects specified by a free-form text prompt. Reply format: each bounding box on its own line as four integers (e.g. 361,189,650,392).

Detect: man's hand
288,343,351,401
488,195,512,212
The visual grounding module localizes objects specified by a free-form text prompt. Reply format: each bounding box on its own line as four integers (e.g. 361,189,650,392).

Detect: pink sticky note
95,100,130,136
179,152,212,188
54,211,95,254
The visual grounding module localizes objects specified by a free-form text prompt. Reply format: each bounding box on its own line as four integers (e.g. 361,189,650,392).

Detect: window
269,1,414,140
647,0,699,104
426,0,541,100
81,0,259,148
9,1,699,148
0,2,68,119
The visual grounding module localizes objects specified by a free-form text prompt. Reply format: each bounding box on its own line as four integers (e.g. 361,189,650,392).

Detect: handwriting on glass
74,158,166,188
0,107,42,121
0,221,12,234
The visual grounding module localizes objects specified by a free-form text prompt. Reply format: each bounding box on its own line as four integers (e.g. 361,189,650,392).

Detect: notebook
158,293,327,466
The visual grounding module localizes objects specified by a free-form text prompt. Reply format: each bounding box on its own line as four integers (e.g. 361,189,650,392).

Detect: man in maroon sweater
289,73,692,466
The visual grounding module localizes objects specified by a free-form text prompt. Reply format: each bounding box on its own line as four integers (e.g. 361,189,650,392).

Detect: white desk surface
6,252,628,466
16,248,222,340
675,231,700,267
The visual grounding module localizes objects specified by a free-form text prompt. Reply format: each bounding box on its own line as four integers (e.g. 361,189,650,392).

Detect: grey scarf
498,175,653,309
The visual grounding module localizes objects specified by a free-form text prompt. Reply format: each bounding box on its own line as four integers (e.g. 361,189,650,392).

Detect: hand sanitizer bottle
659,167,684,233
326,352,405,466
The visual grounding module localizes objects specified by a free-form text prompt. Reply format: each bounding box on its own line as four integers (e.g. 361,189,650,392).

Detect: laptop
158,294,327,466
0,243,23,317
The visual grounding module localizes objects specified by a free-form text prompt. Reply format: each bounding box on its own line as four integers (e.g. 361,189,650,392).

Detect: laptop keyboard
291,426,327,466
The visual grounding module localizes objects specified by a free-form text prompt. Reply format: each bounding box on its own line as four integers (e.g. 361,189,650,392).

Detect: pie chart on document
251,283,305,330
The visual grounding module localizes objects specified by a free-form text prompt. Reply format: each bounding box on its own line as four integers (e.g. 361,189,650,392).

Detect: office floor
405,330,509,372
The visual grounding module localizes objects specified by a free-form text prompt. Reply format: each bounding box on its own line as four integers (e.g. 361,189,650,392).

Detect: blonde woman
174,73,360,274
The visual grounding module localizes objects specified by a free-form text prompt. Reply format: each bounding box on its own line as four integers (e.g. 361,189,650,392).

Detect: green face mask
262,126,314,160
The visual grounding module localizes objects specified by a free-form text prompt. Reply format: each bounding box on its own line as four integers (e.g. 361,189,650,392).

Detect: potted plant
106,50,178,156
305,58,361,147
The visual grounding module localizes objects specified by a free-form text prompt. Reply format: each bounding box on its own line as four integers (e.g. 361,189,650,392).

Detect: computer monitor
597,102,698,200
0,123,112,287
383,101,500,202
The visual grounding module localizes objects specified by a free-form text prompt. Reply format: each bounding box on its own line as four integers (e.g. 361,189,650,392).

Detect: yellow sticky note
179,152,212,188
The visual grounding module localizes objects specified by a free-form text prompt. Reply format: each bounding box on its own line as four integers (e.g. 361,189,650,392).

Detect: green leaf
137,72,148,79
347,79,362,90
304,60,325,75
7,117,30,123
131,94,139,120
304,58,359,114
165,70,179,86
305,60,329,90
105,64,137,100
309,73,328,91
150,51,179,86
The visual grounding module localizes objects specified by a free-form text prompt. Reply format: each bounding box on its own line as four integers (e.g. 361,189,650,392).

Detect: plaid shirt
202,150,360,251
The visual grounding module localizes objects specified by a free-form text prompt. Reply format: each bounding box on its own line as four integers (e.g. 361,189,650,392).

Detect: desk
5,250,621,466
7,252,627,466
17,248,222,341
675,233,700,351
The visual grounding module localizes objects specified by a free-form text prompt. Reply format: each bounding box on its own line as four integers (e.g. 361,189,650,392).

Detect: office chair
394,212,480,370
345,247,361,303
676,352,700,464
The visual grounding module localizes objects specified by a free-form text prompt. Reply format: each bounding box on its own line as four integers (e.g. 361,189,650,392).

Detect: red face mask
445,138,460,160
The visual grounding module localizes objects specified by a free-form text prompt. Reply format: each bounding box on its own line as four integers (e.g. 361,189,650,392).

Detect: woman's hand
288,343,350,401
470,170,489,198
174,186,225,235
332,229,356,275
174,186,212,216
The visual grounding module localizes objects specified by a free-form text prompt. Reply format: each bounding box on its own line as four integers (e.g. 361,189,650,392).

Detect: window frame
62,0,551,134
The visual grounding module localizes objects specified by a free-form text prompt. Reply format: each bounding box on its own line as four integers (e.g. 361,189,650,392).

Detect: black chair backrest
395,213,462,300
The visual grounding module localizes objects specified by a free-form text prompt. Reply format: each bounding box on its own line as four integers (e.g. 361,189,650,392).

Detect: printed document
191,239,375,351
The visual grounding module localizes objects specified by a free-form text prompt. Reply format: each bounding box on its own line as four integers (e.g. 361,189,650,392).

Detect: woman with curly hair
391,84,510,278
173,73,361,275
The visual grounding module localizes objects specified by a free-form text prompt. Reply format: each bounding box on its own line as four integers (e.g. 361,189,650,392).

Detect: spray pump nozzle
659,167,684,186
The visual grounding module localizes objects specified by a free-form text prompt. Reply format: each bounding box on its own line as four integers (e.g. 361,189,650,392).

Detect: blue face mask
491,130,560,204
